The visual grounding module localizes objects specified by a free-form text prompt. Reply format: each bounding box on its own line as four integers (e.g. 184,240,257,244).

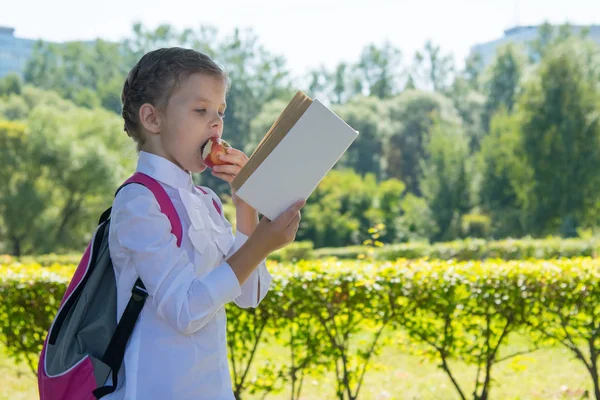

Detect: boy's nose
210,115,222,128
211,121,223,135
212,112,223,125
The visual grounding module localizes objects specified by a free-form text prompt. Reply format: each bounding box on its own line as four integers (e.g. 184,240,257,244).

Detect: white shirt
105,151,272,400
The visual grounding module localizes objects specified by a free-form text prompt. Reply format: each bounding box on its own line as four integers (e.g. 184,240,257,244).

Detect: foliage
2,21,600,248
313,236,600,262
3,257,600,399
420,120,472,241
518,38,600,236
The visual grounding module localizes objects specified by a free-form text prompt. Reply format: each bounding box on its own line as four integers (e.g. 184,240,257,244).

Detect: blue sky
3,0,598,76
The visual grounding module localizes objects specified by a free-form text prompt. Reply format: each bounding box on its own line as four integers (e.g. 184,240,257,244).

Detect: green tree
19,85,76,113
527,22,589,63
299,170,378,248
420,121,472,241
24,40,125,110
482,43,527,131
0,73,23,96
332,63,356,104
0,94,29,121
304,62,357,105
477,109,532,238
332,96,393,179
463,51,485,91
355,41,403,99
373,178,406,242
398,193,438,241
385,90,461,195
305,65,331,101
304,41,403,104
411,40,455,92
29,105,134,251
528,21,555,62
448,49,487,151
0,96,135,255
0,120,48,256
519,38,600,236
448,77,486,151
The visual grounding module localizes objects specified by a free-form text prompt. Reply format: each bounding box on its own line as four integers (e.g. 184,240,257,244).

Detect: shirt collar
136,151,195,192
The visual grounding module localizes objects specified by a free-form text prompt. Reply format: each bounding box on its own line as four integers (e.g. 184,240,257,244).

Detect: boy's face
160,72,227,174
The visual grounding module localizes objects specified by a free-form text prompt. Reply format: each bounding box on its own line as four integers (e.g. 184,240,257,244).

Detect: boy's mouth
200,139,212,160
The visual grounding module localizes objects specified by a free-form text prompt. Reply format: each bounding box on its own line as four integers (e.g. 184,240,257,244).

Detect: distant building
0,26,99,80
0,26,37,78
470,24,600,66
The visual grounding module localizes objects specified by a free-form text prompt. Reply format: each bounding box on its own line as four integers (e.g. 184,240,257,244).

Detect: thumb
274,199,305,227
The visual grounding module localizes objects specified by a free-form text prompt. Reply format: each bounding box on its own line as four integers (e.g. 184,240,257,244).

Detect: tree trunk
56,195,80,244
11,235,21,257
590,358,600,400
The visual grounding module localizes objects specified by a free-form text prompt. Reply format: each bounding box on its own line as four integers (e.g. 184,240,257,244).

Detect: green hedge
267,241,315,262
0,254,81,267
2,257,600,399
3,237,598,265
314,237,600,261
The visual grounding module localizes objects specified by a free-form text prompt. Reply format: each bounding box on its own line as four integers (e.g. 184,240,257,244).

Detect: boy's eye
194,109,224,119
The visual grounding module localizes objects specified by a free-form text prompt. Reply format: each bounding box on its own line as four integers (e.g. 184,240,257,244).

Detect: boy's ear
139,103,161,134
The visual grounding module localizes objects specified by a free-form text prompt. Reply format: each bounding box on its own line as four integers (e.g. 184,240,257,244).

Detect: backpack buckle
131,284,148,301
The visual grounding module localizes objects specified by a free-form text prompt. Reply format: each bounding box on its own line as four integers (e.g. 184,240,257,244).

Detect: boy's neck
139,147,190,175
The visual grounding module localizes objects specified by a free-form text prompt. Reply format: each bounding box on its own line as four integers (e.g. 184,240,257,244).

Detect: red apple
201,137,232,168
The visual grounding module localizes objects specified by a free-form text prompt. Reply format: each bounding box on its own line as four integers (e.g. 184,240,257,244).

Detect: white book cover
236,99,359,220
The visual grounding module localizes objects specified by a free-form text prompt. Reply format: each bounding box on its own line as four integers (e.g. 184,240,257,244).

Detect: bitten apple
201,137,232,168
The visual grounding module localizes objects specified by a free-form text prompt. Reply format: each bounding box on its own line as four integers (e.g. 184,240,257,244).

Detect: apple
201,137,232,169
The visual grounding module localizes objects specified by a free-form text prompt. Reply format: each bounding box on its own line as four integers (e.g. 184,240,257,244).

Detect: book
231,90,359,220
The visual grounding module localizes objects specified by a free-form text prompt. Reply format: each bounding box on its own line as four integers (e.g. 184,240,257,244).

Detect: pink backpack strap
121,172,183,247
196,186,222,216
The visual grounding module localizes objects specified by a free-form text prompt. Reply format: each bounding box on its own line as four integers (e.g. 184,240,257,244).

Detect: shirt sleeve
111,184,242,335
228,231,273,308
199,186,273,308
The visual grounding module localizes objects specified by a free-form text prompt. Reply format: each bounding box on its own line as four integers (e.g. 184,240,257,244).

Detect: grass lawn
2,334,591,400
1,345,38,400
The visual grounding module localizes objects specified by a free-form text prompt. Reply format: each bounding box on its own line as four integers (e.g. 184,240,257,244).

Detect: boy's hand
211,146,258,235
251,200,306,254
210,147,253,210
226,200,305,286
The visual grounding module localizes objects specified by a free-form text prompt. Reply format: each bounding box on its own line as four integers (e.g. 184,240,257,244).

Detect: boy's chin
184,160,207,174
190,165,207,174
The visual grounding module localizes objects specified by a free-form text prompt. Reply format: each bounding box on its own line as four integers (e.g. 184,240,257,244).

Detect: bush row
1,257,600,399
3,237,599,266
313,237,600,262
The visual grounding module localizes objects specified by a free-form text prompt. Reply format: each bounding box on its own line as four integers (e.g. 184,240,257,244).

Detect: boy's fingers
287,210,301,228
275,200,305,227
219,152,246,166
259,215,272,225
287,212,301,233
211,170,234,183
212,164,241,175
226,147,247,158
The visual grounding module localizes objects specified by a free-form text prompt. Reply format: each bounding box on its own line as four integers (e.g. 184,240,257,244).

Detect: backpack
38,172,222,400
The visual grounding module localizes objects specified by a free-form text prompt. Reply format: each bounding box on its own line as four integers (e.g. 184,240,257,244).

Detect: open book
231,91,359,220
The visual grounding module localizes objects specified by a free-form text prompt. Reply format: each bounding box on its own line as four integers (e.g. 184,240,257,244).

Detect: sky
2,0,598,77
